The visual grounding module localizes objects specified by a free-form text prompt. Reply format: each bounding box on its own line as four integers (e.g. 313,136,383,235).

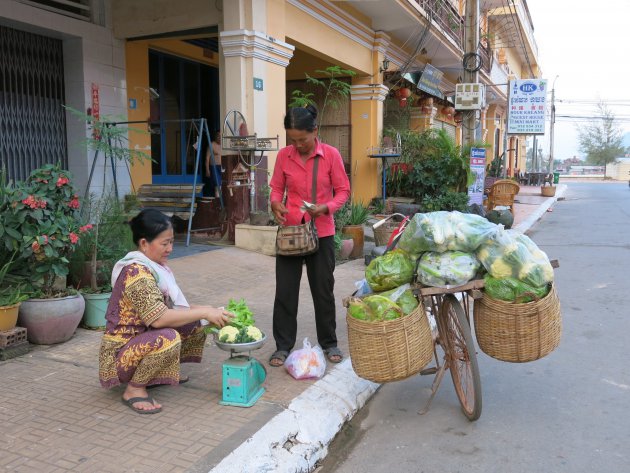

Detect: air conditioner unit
455,83,485,110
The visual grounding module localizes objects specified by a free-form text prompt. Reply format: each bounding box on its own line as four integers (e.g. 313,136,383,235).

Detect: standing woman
268,105,351,367
99,209,232,414
204,130,223,198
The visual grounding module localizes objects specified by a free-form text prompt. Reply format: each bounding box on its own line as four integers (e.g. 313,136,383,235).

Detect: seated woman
98,209,232,414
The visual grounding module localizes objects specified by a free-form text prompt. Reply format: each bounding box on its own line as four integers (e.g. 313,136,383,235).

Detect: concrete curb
514,184,567,233
209,360,378,473
209,187,568,473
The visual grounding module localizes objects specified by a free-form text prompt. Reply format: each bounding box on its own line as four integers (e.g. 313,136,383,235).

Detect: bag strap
311,155,319,204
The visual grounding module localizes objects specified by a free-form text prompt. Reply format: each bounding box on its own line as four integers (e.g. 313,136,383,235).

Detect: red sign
91,83,100,140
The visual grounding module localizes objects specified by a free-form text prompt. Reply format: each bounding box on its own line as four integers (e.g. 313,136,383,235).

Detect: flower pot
342,224,364,259
540,186,556,197
18,294,85,344
0,303,20,331
82,292,111,329
338,239,354,260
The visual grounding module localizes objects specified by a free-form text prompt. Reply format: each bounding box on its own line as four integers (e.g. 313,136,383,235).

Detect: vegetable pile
204,298,265,343
348,284,418,322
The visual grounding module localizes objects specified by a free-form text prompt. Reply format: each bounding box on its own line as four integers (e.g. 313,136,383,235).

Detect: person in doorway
98,209,233,414
268,105,351,367
204,130,223,198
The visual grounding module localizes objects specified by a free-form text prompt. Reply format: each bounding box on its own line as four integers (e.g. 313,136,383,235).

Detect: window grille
17,0,92,22
0,25,67,182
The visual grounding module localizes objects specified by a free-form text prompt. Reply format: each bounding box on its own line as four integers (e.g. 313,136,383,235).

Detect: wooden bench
137,184,203,220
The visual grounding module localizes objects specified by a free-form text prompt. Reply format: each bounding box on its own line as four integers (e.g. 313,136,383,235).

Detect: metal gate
0,25,67,182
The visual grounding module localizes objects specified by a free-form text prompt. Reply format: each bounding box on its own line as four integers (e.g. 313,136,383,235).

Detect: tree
577,102,626,166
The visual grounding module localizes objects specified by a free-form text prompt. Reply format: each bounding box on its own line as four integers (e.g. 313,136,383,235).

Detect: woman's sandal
269,350,289,367
323,347,344,364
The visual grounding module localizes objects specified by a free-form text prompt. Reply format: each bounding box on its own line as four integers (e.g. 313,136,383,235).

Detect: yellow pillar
348,31,389,205
220,0,294,171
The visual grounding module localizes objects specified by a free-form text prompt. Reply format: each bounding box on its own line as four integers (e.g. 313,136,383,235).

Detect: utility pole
463,0,479,147
548,75,559,172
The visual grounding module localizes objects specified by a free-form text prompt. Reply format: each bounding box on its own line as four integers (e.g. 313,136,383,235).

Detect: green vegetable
486,209,514,229
365,249,415,292
363,294,404,321
348,299,372,321
204,298,256,335
379,286,419,315
416,251,481,287
484,275,550,302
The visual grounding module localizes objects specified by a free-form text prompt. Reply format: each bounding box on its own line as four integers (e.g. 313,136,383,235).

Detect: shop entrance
149,50,219,183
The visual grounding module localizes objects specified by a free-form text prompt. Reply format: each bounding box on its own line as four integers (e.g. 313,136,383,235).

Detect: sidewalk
0,185,566,473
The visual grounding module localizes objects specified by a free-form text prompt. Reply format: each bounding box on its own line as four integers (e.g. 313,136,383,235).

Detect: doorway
149,50,219,183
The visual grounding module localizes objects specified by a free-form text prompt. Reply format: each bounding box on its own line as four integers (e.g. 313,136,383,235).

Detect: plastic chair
486,179,520,213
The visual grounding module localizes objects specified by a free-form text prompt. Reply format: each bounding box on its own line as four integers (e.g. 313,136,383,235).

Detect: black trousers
272,236,337,352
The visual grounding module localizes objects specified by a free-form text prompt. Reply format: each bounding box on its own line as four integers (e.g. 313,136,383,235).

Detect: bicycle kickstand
418,357,448,415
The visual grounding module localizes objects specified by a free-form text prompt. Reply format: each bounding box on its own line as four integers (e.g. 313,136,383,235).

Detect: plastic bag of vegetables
398,211,498,254
476,229,554,286
378,283,419,315
483,275,550,302
365,249,415,292
363,294,405,321
416,251,481,288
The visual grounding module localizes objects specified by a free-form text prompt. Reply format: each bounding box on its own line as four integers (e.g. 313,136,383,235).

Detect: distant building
606,158,630,181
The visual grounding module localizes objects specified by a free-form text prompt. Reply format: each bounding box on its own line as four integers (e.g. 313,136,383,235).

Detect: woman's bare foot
122,385,162,413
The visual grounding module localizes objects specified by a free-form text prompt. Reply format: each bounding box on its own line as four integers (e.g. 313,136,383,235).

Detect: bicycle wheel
439,294,482,421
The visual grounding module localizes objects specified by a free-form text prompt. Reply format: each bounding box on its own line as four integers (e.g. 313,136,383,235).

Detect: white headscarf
111,251,190,309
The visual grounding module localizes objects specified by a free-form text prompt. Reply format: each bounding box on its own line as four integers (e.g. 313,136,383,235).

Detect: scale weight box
215,333,268,408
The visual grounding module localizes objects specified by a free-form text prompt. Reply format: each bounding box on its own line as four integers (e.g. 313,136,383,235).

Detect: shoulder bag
276,156,320,256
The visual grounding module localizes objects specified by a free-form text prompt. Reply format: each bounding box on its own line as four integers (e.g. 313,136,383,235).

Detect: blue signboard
468,147,487,205
417,64,443,99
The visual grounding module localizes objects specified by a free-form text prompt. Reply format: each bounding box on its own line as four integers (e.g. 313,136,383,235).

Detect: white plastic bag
285,338,326,380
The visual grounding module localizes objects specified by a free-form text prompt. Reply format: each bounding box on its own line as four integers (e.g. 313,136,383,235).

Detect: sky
524,0,630,161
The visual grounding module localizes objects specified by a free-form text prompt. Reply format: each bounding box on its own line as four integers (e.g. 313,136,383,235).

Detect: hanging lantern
398,87,412,99
442,106,455,118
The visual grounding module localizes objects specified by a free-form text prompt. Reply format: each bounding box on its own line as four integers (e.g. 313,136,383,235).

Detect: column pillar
220,0,294,165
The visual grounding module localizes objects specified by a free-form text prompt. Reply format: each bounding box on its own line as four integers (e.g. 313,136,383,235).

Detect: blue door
149,50,220,184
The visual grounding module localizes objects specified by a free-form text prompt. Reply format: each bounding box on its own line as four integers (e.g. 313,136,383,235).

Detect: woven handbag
276,156,319,257
346,300,433,383
473,284,562,363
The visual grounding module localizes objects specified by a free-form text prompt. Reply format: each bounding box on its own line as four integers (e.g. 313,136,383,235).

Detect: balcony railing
416,0,464,49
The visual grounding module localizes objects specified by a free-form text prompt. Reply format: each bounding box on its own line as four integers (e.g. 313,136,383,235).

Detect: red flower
68,195,80,209
31,240,41,252
79,224,93,233
69,232,79,244
21,195,47,209
56,176,69,187
41,235,49,245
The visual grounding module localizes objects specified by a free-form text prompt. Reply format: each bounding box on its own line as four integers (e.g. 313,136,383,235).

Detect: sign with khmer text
507,79,547,135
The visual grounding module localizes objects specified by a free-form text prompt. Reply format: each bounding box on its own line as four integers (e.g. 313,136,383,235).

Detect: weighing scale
215,334,267,407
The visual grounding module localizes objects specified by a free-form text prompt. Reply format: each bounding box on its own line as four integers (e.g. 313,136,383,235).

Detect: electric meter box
455,83,485,110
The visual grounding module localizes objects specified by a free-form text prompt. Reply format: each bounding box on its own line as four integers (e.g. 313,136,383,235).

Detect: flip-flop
323,347,344,364
122,396,162,414
146,377,189,389
269,350,289,367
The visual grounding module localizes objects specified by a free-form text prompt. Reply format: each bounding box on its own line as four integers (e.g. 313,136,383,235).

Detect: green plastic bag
484,275,550,302
416,251,481,288
348,299,373,321
365,249,415,292
379,284,419,315
363,294,404,321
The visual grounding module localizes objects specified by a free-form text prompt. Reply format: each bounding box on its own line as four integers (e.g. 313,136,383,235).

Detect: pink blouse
270,139,350,238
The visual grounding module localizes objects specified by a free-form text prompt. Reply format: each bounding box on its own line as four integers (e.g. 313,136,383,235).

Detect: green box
553,172,560,184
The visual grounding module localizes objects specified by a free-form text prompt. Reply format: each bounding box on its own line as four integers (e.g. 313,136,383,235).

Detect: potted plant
333,232,354,260
341,201,371,259
0,163,88,344
69,191,134,329
0,253,30,331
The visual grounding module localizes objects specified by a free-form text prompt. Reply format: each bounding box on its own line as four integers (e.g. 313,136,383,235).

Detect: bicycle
372,214,483,421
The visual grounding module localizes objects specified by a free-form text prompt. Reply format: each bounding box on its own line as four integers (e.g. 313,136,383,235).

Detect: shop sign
507,79,547,134
417,64,443,99
468,147,486,205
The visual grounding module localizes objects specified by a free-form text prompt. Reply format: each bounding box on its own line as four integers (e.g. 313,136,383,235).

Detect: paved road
318,182,630,473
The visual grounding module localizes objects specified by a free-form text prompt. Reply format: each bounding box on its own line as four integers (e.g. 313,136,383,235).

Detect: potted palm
1,163,88,344
69,192,134,329
341,201,371,259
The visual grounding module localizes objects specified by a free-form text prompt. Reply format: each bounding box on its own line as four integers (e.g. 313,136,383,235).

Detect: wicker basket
473,284,561,363
373,219,399,246
346,302,433,383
